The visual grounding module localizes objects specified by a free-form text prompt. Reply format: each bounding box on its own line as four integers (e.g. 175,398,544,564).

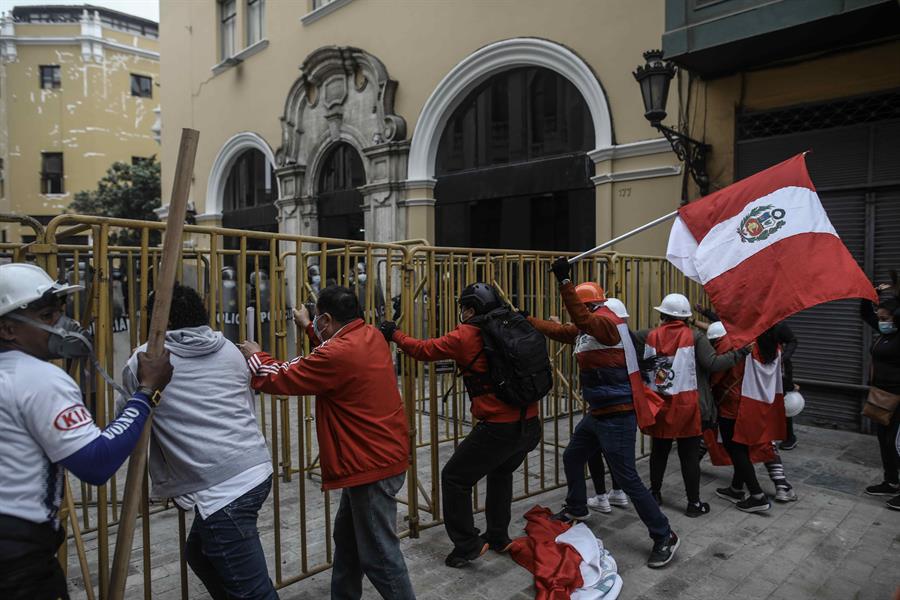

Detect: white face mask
879,321,898,335
311,275,321,286
357,273,367,284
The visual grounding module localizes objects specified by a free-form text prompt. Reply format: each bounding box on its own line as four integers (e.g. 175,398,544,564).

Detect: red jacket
392,324,539,423
247,319,409,490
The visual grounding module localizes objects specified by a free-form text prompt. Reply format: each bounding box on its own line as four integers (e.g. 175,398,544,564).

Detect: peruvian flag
597,306,663,429
667,154,877,347
734,347,787,446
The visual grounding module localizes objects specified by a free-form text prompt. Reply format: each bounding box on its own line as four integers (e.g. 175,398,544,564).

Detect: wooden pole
108,128,199,599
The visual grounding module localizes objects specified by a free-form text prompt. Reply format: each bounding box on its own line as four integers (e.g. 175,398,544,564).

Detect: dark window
41,153,64,194
317,143,366,241
130,74,152,98
434,67,595,251
436,67,592,175
223,149,275,211
40,66,61,90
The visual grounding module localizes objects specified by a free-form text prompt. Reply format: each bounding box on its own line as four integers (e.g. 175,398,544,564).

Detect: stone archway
275,46,408,243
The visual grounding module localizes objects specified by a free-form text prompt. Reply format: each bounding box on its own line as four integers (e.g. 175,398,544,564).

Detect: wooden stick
108,128,199,599
65,476,96,600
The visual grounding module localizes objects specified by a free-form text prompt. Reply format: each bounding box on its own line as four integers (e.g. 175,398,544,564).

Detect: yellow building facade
0,5,160,242
159,0,689,257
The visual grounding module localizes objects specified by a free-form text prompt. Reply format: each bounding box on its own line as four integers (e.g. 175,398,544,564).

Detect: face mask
357,273,367,284
9,313,93,359
312,314,327,340
879,321,897,335
311,275,321,286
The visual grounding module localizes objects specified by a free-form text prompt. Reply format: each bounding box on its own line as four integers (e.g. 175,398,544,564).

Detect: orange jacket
392,324,539,423
248,319,409,490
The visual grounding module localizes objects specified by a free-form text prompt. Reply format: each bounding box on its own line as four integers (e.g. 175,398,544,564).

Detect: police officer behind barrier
0,263,172,600
380,283,542,568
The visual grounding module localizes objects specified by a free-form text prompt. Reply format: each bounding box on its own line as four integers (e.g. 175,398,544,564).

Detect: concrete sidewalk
286,424,899,600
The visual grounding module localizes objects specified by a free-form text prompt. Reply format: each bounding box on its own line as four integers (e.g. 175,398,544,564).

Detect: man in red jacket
379,283,541,569
239,286,415,600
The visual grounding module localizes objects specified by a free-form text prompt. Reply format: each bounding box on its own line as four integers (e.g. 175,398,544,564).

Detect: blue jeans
185,477,278,600
331,473,415,600
563,412,671,542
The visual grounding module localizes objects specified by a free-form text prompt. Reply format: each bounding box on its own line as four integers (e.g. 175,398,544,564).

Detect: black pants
649,435,702,503
876,419,900,485
587,450,619,495
441,418,541,554
0,516,68,600
718,417,763,495
785,417,795,441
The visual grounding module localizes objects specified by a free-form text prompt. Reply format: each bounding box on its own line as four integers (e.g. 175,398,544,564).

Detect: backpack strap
441,347,484,404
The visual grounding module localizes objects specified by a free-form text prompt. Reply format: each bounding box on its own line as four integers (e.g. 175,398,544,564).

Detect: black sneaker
736,494,771,513
647,531,680,568
715,486,745,504
481,535,513,553
551,505,589,523
779,437,798,451
651,489,662,506
445,541,489,568
685,501,710,518
865,482,900,496
887,495,900,511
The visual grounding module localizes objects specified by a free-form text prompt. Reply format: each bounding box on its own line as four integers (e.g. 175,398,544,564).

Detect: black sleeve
776,322,799,361
860,299,880,332
698,307,719,322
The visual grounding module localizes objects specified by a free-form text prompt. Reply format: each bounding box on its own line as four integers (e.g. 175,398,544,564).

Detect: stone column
402,179,436,244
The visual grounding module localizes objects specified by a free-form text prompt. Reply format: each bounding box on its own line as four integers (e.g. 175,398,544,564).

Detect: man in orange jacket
379,283,541,569
239,286,415,600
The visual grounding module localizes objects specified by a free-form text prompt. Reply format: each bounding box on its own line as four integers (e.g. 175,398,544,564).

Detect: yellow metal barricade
2,213,707,599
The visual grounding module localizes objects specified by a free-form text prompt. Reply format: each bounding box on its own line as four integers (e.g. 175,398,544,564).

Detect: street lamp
633,50,711,198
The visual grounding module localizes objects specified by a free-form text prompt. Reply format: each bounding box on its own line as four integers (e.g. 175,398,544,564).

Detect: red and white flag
734,347,786,446
666,154,877,347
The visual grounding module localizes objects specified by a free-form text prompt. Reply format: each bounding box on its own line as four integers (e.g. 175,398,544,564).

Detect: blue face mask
878,321,897,335
312,314,324,340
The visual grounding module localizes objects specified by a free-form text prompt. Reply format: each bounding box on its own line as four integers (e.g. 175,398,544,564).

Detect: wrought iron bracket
654,123,711,198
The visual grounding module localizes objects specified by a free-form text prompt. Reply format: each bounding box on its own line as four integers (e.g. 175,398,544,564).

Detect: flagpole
568,210,678,264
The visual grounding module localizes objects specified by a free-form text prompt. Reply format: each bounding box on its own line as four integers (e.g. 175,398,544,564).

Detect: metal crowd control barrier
4,214,706,599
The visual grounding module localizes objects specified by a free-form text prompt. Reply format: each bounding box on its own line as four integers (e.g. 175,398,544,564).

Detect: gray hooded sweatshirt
118,326,271,498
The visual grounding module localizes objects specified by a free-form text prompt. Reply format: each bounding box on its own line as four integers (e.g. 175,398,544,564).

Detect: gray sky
0,0,159,22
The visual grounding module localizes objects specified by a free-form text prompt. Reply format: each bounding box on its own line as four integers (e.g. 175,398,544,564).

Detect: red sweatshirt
392,324,539,423
247,319,409,490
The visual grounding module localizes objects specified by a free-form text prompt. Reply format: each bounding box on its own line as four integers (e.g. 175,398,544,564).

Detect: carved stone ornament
275,46,407,171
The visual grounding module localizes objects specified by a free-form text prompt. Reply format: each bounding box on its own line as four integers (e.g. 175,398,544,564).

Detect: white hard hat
0,263,83,317
784,391,805,418
603,298,629,319
707,321,727,340
654,293,692,318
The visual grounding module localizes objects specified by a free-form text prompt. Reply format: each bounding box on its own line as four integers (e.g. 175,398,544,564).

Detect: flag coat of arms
666,154,877,347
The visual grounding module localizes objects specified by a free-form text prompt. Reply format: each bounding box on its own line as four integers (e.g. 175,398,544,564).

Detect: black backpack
466,306,553,409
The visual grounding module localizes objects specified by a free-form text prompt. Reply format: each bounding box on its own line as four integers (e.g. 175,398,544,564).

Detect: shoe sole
588,505,612,513
887,503,900,511
780,443,798,451
446,542,490,568
647,536,680,569
865,490,900,497
737,503,771,513
715,490,745,504
774,494,798,503
608,500,630,507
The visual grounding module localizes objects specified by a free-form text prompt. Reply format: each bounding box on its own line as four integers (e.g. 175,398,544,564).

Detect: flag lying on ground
666,154,877,347
509,506,622,600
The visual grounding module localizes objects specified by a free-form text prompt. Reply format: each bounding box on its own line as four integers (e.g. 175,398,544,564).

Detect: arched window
435,67,595,251
317,143,366,241
223,148,275,212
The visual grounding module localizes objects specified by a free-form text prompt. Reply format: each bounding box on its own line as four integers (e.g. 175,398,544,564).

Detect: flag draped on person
666,153,877,347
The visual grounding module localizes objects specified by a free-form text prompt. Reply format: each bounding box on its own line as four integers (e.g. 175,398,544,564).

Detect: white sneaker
775,486,798,502
608,489,629,507
587,493,612,513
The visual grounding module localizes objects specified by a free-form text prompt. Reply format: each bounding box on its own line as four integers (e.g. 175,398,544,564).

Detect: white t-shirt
0,350,101,527
173,461,273,519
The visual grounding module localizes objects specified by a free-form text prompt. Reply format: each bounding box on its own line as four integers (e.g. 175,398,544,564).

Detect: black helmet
458,283,501,315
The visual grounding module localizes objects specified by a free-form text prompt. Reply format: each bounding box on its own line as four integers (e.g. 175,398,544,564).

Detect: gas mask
8,313,93,359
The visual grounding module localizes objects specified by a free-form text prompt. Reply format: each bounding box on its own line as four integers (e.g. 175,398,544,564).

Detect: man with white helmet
706,322,798,508
0,263,172,600
637,293,749,518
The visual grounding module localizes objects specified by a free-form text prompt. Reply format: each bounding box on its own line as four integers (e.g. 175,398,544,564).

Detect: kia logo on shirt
54,405,92,431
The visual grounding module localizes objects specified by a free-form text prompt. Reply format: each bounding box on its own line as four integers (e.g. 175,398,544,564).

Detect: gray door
735,95,900,431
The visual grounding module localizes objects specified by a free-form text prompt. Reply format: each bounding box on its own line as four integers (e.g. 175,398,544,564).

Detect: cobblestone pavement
66,424,900,600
